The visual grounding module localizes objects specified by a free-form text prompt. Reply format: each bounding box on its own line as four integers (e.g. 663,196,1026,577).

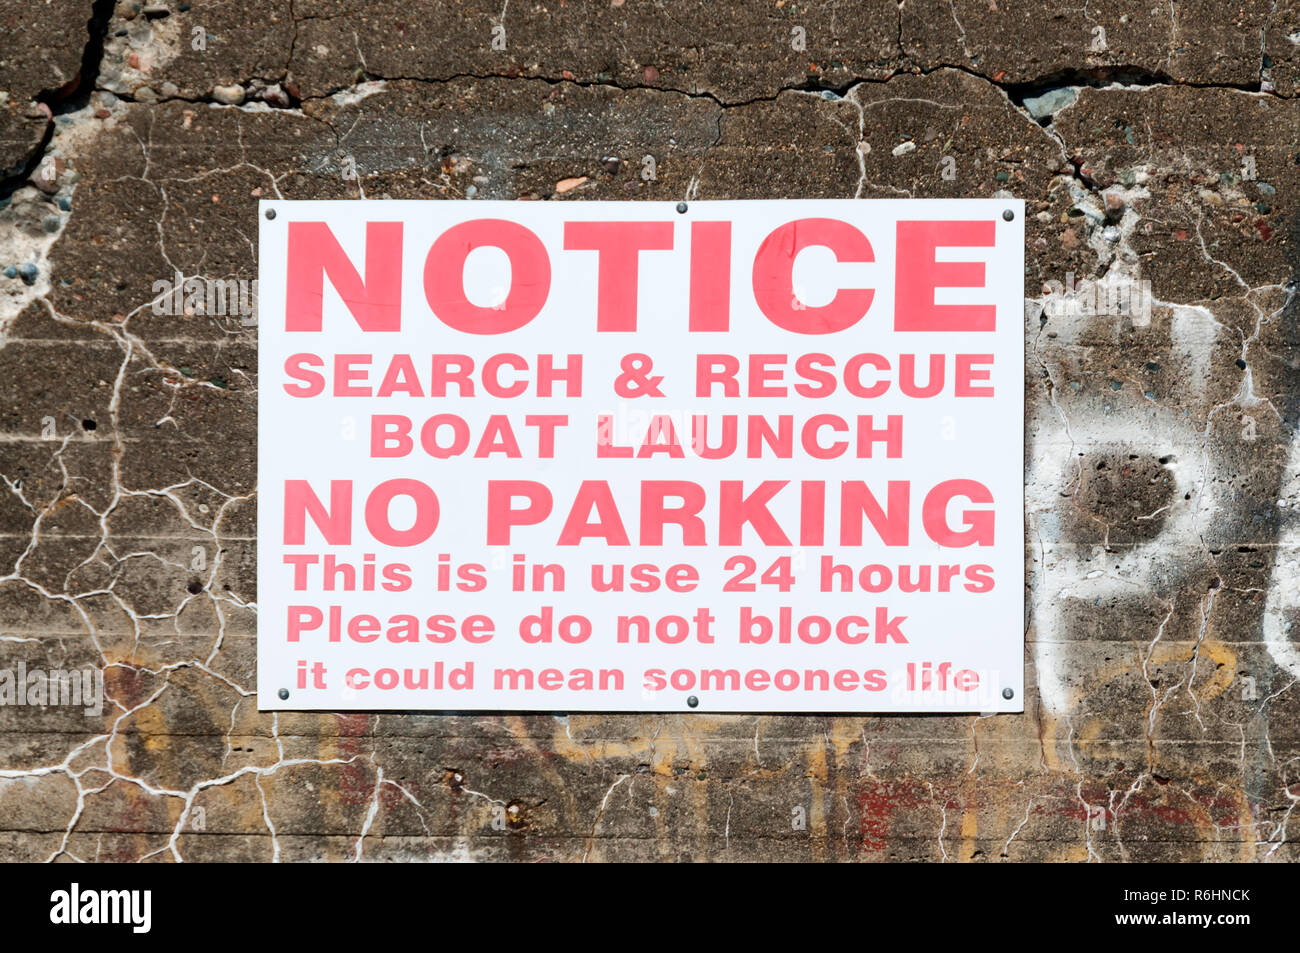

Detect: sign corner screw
1002,208,1014,221
265,208,277,220
1002,687,1014,700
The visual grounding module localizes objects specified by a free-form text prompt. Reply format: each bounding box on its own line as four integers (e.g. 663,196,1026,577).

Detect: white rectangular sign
257,199,1024,712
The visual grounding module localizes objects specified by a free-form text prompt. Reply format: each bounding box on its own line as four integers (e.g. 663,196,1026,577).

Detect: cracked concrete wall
0,0,1298,862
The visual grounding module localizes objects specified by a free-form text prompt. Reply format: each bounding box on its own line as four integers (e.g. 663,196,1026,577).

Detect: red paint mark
104,665,145,711
854,778,925,853
335,714,373,807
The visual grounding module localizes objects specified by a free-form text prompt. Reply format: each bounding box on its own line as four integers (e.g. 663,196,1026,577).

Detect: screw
278,688,289,700
1001,687,1014,700
265,208,276,220
676,202,688,214
686,695,699,708
1002,209,1014,221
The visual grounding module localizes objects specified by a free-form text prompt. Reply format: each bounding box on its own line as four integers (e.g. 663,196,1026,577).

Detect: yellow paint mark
1187,640,1236,700
806,742,827,861
1075,716,1104,754
137,704,169,753
1038,711,1065,772
678,728,713,860
959,809,978,862
1236,788,1255,862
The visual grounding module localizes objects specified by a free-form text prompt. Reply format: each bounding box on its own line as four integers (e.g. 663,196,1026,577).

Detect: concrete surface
0,0,1298,861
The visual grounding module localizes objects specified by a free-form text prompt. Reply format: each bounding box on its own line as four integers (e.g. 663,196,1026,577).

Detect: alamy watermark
0,663,104,716
151,272,258,324
50,883,151,933
1041,270,1153,326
